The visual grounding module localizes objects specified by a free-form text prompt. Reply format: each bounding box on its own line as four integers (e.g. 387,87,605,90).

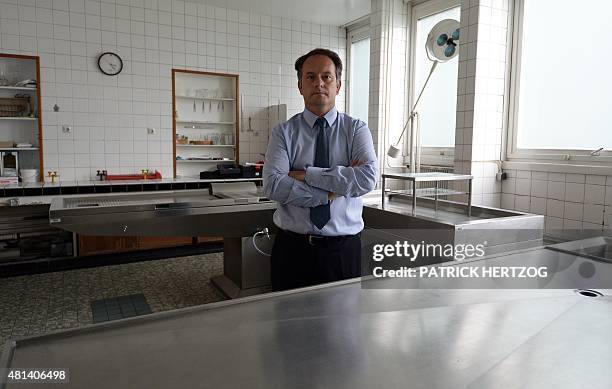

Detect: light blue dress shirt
263,107,378,236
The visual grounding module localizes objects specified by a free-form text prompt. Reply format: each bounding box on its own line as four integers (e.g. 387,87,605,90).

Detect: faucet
141,169,149,179
47,171,59,183
96,170,108,181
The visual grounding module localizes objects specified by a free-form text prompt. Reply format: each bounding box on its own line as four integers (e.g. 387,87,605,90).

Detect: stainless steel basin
547,236,612,263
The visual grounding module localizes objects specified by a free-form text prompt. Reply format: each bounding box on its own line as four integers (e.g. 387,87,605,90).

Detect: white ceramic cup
20,169,38,177
20,169,38,182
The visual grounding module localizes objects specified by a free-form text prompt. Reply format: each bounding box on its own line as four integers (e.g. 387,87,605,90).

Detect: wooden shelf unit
172,69,240,179
0,53,43,182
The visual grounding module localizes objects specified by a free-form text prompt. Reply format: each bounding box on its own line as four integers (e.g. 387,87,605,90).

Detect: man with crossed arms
263,48,378,291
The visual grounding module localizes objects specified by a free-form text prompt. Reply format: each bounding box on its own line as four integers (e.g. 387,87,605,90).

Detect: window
410,0,460,162
508,0,612,163
347,21,370,124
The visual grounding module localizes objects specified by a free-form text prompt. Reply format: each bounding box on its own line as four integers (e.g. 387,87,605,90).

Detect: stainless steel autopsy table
1,245,611,388
48,182,279,298
48,183,277,238
45,182,546,297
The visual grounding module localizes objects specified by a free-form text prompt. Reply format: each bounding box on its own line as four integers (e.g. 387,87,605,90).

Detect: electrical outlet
147,127,156,135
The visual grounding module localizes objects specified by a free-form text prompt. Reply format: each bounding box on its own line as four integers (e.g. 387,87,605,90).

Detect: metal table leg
434,181,438,213
467,178,472,217
412,181,416,215
381,175,386,206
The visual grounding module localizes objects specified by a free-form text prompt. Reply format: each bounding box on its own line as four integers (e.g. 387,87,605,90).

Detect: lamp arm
411,60,438,114
392,60,438,146
393,119,411,147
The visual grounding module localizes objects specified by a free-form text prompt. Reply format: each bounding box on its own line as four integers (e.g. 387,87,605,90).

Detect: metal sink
547,236,612,263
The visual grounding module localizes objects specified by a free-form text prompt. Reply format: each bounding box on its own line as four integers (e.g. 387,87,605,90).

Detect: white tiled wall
369,0,408,184
0,0,346,181
501,171,612,233
454,0,509,207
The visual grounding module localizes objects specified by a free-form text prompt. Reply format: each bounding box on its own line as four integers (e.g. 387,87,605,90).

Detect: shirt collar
303,107,338,129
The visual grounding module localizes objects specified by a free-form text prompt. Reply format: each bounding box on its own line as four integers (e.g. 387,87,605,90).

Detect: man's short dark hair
294,48,343,82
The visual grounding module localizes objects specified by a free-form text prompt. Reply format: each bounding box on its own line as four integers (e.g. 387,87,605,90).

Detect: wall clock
97,52,123,76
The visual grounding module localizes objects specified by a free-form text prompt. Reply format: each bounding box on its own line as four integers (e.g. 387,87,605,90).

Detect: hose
252,228,272,257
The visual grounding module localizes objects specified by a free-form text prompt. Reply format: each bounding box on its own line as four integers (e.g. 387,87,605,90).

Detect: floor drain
91,293,152,323
574,289,603,298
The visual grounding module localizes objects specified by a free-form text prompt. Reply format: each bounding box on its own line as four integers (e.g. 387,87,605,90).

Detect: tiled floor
90,294,152,323
0,252,226,345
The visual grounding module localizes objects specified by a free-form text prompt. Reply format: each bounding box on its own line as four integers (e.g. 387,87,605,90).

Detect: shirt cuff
311,185,329,207
305,166,325,189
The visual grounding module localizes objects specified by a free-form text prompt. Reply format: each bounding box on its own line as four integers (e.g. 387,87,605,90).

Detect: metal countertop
2,247,611,389
0,177,263,190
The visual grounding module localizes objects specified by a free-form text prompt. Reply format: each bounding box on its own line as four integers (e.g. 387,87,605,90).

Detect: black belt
280,229,357,246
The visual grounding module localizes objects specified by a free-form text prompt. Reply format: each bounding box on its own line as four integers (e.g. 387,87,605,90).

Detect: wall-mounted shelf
176,120,236,125
176,159,235,163
0,117,37,121
172,69,240,178
0,86,37,91
176,144,235,147
175,95,236,101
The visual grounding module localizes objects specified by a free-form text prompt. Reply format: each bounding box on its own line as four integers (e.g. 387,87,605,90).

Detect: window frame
346,19,371,120
408,0,461,166
506,0,612,165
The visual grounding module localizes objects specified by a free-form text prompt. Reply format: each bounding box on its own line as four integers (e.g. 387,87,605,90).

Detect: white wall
0,0,346,181
501,171,612,234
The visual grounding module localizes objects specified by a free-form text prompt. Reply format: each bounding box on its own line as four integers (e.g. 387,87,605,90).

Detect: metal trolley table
382,172,474,216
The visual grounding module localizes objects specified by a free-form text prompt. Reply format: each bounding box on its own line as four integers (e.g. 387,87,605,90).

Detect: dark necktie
310,117,331,229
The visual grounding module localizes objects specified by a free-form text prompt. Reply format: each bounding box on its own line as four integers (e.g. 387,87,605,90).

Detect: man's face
298,54,341,115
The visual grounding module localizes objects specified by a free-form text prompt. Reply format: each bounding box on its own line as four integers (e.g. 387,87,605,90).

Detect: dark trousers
270,229,362,291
